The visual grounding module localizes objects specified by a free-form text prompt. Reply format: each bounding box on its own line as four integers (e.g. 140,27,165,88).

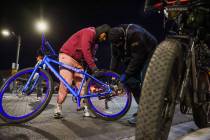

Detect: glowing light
35,20,49,33
1,29,11,37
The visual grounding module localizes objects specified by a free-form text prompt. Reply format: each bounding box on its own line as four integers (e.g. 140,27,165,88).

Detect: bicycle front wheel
86,71,132,121
0,67,53,123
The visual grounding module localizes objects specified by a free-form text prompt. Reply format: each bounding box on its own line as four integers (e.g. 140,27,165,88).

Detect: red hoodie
60,27,97,68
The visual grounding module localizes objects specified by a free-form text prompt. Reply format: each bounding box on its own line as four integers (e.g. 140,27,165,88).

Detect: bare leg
54,53,74,118
57,68,73,104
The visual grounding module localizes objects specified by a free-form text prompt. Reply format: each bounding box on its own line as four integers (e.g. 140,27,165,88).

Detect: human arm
81,30,97,70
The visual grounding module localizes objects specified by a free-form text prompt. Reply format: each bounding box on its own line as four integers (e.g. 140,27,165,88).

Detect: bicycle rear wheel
0,67,53,123
86,71,132,121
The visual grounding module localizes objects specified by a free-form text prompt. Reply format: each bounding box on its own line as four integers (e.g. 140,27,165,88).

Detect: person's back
60,27,96,66
121,24,157,52
110,24,157,76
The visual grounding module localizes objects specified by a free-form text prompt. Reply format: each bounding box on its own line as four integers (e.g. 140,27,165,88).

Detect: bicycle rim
0,68,52,123
87,71,131,120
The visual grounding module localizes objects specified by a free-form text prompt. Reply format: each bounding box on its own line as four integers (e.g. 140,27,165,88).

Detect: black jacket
110,24,157,76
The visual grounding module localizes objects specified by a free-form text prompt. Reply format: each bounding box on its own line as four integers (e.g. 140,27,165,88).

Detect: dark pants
124,62,148,104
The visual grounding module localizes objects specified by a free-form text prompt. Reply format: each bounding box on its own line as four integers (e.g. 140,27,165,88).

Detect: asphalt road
0,95,208,140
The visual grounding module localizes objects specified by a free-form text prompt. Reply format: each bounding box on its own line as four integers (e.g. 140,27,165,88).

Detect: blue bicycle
0,35,132,123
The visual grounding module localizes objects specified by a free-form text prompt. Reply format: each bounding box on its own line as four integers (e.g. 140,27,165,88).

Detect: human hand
91,66,99,74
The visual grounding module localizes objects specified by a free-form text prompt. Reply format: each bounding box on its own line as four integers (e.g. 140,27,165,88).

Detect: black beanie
95,24,111,38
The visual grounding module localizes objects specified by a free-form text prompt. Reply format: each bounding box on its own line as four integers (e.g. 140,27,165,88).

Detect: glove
91,66,99,74
120,73,127,84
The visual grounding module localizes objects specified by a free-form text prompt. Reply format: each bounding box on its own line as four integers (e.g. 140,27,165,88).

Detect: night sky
0,0,164,70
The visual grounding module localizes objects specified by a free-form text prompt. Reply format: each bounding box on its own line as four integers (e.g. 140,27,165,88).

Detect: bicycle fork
21,65,41,96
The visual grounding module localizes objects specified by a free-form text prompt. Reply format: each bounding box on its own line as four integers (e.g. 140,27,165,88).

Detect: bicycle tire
136,39,182,140
85,70,132,121
192,72,210,128
0,67,53,124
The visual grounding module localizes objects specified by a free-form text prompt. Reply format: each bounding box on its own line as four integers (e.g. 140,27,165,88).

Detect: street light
1,29,21,72
35,19,49,52
1,29,11,37
35,20,49,33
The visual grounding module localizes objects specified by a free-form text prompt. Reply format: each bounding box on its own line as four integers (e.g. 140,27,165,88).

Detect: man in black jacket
109,24,157,124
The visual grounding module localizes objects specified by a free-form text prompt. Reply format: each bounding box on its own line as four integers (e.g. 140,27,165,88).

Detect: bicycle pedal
77,107,85,111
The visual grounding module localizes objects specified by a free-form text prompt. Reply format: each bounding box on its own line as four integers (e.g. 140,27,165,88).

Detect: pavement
0,95,210,140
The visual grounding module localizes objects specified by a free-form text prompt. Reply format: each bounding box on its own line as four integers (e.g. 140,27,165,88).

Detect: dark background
0,0,164,70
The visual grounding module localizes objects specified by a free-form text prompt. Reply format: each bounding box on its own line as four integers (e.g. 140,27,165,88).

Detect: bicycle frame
22,55,112,108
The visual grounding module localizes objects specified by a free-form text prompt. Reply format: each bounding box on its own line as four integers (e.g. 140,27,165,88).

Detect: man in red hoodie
54,24,111,119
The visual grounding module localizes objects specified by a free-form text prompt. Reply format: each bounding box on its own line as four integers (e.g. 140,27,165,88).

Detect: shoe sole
54,113,63,119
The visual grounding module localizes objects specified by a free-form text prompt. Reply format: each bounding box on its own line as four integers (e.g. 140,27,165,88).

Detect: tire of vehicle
0,67,53,124
136,39,183,140
85,70,132,121
192,72,210,128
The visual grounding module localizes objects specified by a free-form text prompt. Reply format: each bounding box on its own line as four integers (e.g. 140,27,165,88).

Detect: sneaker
54,104,63,119
54,112,63,119
83,106,90,117
128,116,137,125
